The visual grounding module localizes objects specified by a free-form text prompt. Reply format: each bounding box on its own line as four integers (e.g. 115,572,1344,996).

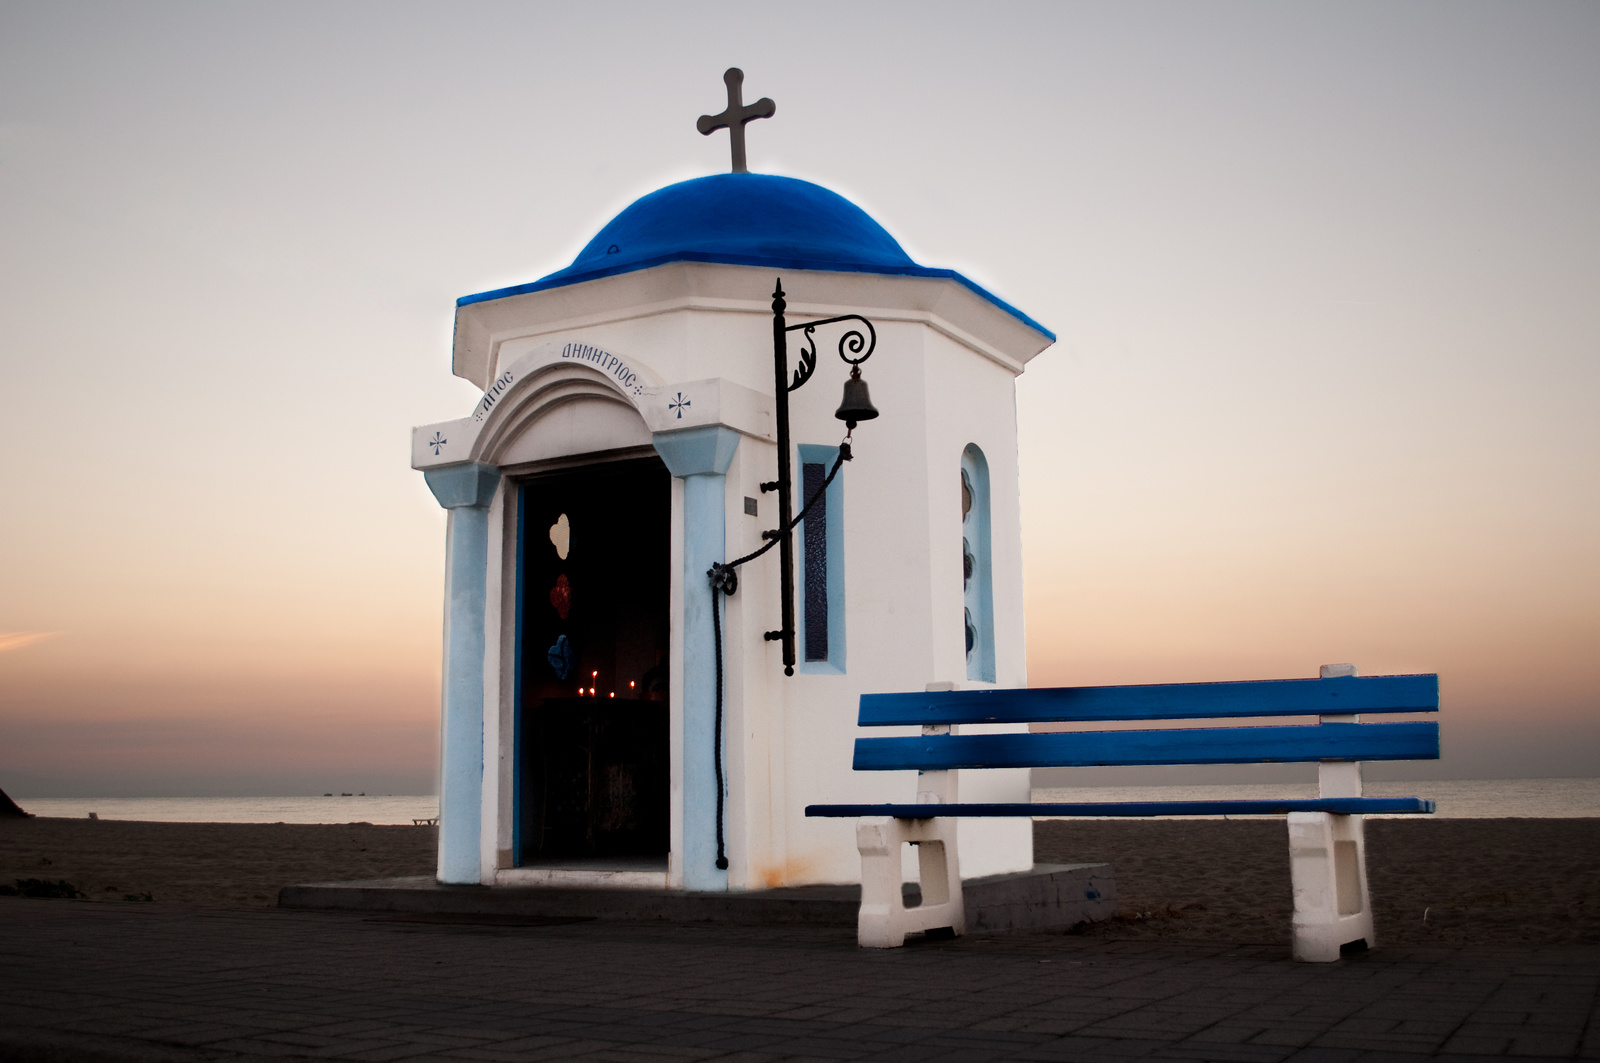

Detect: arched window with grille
961,445,995,683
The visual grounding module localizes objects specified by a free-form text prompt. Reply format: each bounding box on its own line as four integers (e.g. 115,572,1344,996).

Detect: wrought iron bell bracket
764,279,879,675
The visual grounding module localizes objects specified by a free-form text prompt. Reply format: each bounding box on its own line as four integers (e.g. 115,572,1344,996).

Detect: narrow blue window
798,444,846,674
962,445,995,683
802,461,828,661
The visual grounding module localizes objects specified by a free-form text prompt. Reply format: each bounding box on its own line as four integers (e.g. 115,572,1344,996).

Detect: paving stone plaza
3,901,1597,1063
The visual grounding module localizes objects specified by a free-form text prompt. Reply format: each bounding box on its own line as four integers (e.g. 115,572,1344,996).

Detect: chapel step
278,862,1114,934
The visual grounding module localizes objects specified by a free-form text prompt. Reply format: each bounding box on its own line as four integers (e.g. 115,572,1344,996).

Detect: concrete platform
279,861,1115,934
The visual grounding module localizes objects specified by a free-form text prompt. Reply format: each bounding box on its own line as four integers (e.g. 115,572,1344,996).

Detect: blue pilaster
424,462,500,885
653,426,741,891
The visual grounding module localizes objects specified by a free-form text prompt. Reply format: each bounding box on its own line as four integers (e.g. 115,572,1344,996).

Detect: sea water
13,795,438,825
11,778,1600,823
1031,777,1600,818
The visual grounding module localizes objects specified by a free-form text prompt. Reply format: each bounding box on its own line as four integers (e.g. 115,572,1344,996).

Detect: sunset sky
2,1,1595,796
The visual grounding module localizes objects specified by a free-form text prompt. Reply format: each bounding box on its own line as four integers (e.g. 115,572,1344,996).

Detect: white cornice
452,262,1053,390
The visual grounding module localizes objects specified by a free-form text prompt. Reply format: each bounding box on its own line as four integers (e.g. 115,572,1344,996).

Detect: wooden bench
806,666,1439,959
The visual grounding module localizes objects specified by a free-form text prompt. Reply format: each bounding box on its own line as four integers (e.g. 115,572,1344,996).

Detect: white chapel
412,71,1055,892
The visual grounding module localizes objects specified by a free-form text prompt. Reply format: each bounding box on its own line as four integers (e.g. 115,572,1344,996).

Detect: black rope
721,441,850,572
705,439,852,872
710,581,728,870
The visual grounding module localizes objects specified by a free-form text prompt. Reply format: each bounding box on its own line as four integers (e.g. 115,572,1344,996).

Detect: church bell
835,367,880,430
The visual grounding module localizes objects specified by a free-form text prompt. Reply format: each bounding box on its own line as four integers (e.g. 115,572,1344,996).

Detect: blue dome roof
457,173,1051,339
558,174,915,279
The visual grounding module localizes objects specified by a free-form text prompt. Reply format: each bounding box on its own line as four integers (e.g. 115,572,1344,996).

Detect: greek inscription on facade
473,370,515,422
560,342,646,396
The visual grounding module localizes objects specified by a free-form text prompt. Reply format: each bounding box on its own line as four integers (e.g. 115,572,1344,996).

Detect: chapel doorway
515,456,671,865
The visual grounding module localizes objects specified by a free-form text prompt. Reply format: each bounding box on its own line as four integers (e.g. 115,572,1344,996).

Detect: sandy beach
0,818,436,908
2,815,1596,947
1035,818,1600,947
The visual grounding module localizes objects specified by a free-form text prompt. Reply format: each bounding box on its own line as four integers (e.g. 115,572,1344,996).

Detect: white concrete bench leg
1288,811,1375,961
1290,665,1379,961
855,817,965,948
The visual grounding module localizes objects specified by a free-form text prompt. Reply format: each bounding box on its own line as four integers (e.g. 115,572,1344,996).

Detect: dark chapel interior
515,457,671,864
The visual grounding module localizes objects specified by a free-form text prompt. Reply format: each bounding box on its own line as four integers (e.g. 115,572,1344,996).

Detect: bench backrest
851,674,1440,772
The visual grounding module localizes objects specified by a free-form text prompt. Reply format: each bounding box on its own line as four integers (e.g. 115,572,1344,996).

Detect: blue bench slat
805,797,1436,818
858,674,1439,727
851,721,1440,771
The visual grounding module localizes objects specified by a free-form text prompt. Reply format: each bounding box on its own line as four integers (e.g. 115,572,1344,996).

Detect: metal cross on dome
696,68,774,174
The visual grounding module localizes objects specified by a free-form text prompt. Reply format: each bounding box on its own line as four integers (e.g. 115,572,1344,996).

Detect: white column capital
652,425,741,478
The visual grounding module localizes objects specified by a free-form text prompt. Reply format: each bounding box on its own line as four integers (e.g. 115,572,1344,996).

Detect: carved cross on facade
696,68,775,174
